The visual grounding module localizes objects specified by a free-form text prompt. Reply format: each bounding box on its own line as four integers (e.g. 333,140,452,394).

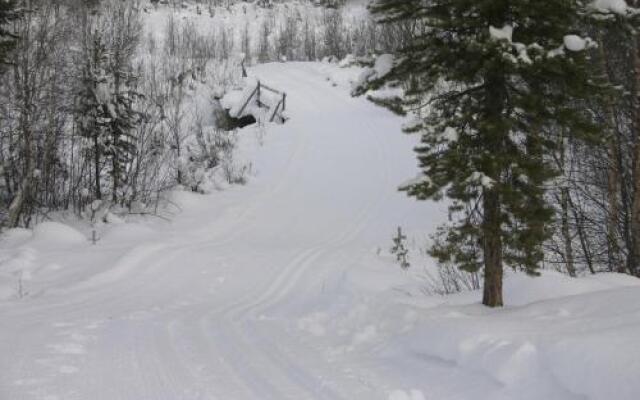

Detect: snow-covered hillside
1,61,639,400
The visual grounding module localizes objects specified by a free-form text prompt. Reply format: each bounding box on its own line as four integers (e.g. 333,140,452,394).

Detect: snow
221,77,286,122
399,173,432,190
100,222,155,242
293,262,640,400
373,54,394,79
389,389,426,400
563,35,589,52
1,61,638,400
352,54,396,93
489,25,513,42
442,126,459,142
0,227,32,244
222,77,260,118
547,45,566,58
468,171,495,188
385,272,640,400
513,42,533,64
32,222,86,245
591,0,633,14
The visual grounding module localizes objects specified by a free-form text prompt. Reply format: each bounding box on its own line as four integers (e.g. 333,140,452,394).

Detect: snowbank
0,227,32,246
379,272,640,400
288,245,640,400
32,222,86,245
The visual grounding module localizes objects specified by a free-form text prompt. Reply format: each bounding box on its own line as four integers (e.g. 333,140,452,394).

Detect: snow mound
32,222,86,245
504,270,640,306
384,273,640,400
169,189,209,209
0,227,33,246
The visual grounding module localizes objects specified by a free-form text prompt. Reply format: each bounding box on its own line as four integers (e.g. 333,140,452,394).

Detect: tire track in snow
126,63,392,399
191,63,397,400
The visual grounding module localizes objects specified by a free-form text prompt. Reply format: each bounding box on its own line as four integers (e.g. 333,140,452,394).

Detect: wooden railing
234,80,287,123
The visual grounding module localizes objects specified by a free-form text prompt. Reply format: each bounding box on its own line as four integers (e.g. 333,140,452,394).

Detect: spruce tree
103,71,143,204
364,0,602,306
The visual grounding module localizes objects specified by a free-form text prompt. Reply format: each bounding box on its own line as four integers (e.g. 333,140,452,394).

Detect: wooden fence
235,81,287,123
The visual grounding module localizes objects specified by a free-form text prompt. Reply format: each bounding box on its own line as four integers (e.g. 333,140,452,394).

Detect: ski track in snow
0,62,448,400
4,62,638,400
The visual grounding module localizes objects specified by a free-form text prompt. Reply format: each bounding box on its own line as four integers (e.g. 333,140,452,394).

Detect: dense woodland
2,0,640,306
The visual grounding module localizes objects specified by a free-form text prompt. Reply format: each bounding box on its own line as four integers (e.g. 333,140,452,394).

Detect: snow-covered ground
1,62,639,400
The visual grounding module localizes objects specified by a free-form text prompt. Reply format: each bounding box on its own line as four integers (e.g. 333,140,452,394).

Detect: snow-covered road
0,63,446,400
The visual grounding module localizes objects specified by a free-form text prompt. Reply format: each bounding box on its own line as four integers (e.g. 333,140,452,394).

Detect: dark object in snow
231,114,257,130
391,226,410,270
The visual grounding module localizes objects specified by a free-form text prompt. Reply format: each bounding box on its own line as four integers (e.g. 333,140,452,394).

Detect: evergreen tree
364,0,603,306
103,71,143,204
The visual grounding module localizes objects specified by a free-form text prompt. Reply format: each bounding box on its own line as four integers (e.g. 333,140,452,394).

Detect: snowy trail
0,62,448,400
3,62,639,400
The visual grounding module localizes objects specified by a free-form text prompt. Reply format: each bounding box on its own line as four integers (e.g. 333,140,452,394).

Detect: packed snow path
0,63,446,400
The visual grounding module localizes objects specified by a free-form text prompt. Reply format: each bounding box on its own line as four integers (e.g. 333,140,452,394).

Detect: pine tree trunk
630,35,640,277
481,68,506,307
482,187,504,307
598,32,624,274
631,145,640,276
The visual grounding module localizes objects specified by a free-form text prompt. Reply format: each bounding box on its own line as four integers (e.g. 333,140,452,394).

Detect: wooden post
282,93,286,111
241,60,247,78
257,81,261,106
